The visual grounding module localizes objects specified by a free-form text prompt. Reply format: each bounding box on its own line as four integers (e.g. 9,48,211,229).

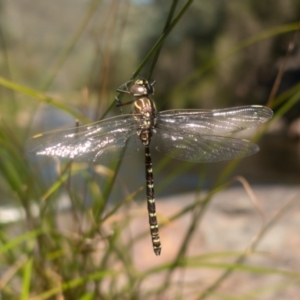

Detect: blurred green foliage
0,0,300,112
0,1,299,299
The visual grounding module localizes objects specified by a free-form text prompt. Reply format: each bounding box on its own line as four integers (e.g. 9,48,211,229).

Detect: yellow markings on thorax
134,100,143,111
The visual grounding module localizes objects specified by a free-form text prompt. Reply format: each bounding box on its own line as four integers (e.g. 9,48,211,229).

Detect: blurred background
1,0,299,196
0,0,300,299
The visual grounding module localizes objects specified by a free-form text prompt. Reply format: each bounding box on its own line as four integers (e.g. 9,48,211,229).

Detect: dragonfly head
130,78,155,97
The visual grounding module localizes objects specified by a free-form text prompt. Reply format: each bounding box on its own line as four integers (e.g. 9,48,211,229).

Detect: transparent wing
25,114,141,163
154,129,259,163
158,105,273,135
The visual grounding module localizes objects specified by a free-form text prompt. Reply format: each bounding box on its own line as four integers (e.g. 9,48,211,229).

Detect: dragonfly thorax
133,97,157,146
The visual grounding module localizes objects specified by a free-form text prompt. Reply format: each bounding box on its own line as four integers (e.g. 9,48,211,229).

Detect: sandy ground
4,184,299,299
125,184,300,300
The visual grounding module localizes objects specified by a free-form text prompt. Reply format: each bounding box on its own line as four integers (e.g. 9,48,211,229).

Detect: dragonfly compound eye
130,84,148,96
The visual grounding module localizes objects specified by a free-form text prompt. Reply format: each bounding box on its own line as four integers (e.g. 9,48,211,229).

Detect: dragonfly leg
115,96,124,113
115,79,135,113
116,79,133,94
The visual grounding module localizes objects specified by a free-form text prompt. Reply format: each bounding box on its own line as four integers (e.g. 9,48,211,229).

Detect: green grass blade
0,229,42,255
30,270,117,300
132,0,194,79
0,77,90,123
172,22,300,95
20,258,33,300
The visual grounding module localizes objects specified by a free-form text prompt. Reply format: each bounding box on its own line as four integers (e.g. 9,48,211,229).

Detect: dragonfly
26,78,273,256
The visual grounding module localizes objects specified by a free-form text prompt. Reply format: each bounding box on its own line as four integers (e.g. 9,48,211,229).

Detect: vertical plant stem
41,0,101,91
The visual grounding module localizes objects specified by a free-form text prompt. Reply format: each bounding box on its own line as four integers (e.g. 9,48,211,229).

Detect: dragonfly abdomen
145,146,161,255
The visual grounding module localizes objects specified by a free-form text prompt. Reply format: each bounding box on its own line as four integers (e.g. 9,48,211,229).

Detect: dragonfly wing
158,105,273,135
155,129,259,163
25,114,141,163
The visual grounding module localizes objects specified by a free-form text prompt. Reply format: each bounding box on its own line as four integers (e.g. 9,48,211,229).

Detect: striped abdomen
145,146,161,255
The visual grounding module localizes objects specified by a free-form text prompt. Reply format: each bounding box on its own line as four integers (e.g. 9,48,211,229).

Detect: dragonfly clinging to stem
26,78,273,255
